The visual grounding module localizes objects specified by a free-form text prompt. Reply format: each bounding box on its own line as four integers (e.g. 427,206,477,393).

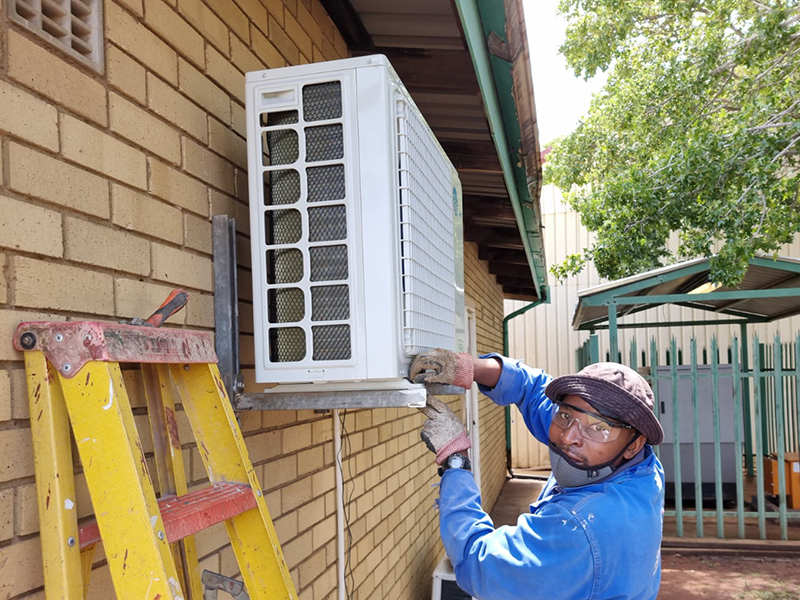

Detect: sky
522,0,607,146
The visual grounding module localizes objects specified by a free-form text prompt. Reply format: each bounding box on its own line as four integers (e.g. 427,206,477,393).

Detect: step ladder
13,317,298,600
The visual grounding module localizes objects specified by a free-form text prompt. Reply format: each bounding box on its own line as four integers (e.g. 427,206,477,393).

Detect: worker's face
549,395,646,468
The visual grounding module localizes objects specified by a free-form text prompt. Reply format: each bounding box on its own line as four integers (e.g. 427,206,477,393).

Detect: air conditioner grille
264,169,301,205
310,245,348,281
264,129,298,165
265,209,302,245
258,79,352,364
308,165,345,202
308,205,347,241
306,125,344,162
311,285,350,321
312,325,351,360
303,82,342,121
266,249,303,284
269,327,305,362
396,97,456,355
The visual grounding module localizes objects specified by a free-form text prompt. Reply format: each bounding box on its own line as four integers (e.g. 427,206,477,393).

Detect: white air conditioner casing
432,557,475,600
245,55,465,390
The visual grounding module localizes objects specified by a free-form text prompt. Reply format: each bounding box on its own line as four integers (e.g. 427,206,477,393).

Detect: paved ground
489,476,800,599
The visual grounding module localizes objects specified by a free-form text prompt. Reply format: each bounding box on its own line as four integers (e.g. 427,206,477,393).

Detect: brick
178,58,231,124
110,92,181,164
12,256,115,314
115,280,188,324
284,11,313,60
178,0,230,56
334,32,347,58
208,118,247,170
0,537,43,597
0,194,62,257
283,423,312,453
64,216,150,275
61,115,148,190
194,521,229,556
0,370,10,421
268,17,299,64
297,446,324,475
185,290,214,328
263,0,284,26
151,242,213,290
246,430,282,464
231,35,265,75
235,168,249,203
8,142,110,218
112,184,182,243
147,73,208,143
296,2,322,49
14,483,38,536
0,428,33,482
0,79,58,151
251,26,286,69
7,31,107,126
234,0,268,34
117,0,144,16
86,565,115,600
183,137,235,194
144,0,205,68
148,157,208,215
207,0,249,43
107,1,178,84
311,1,334,43
0,489,12,541
108,44,147,104
184,212,212,252
232,97,247,137
206,45,246,104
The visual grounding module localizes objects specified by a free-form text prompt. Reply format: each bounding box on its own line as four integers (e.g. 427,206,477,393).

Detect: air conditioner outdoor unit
245,55,465,401
432,557,474,600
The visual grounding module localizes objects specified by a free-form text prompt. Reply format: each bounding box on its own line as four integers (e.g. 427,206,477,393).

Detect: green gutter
454,0,549,299
502,300,544,477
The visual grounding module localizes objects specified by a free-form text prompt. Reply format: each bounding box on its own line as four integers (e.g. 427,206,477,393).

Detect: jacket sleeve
438,469,594,600
477,354,556,445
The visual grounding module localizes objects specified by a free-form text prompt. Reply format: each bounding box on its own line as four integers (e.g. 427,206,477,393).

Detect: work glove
409,348,474,389
418,396,471,465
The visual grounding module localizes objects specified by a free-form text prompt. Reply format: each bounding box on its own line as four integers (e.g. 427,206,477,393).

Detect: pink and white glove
418,396,471,465
409,348,474,389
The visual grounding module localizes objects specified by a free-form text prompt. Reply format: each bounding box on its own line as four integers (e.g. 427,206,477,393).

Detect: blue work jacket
438,355,665,600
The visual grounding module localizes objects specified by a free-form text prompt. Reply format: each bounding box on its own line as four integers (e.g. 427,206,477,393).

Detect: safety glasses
552,401,633,444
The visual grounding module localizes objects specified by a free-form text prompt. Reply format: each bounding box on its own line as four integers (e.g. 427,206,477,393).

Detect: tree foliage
545,0,800,286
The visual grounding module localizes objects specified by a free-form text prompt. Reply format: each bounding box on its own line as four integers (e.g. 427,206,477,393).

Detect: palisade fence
576,333,800,540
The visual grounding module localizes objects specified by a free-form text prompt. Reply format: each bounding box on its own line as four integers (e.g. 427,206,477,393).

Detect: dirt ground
659,553,800,599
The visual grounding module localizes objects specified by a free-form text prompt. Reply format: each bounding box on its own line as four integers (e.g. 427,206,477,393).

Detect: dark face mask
548,433,641,488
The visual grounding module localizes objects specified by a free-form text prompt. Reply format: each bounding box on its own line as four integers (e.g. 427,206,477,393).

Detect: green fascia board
454,0,549,300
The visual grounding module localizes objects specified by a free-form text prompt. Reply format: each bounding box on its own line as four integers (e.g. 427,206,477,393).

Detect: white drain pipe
333,410,346,600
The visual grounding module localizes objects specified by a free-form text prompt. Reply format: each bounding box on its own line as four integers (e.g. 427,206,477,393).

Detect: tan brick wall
0,4,511,599
464,242,508,512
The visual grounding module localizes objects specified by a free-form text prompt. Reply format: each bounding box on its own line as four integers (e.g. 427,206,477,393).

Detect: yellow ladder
14,319,298,600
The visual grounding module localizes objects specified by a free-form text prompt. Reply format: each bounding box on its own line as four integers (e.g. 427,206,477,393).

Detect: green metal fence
575,333,800,540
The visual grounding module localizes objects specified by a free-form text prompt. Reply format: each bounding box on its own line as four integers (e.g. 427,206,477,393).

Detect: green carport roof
574,254,800,333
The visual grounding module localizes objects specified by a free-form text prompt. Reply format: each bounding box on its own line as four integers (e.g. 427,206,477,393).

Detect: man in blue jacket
411,350,665,600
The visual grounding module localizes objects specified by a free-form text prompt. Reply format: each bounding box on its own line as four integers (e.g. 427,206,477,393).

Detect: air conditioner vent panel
247,56,464,391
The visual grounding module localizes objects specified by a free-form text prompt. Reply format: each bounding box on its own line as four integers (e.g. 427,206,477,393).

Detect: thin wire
338,409,355,600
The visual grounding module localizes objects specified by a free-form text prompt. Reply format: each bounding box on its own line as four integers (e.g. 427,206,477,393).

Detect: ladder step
79,482,258,549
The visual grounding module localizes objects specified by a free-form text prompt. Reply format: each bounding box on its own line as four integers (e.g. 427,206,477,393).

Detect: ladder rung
78,482,258,548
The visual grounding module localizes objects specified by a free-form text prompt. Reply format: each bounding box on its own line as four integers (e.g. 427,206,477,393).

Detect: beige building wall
0,3,512,598
507,183,800,469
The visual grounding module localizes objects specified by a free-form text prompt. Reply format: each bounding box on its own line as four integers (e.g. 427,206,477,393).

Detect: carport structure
572,255,800,541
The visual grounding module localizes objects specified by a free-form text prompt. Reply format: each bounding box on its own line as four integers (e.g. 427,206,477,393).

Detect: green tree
545,0,800,286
